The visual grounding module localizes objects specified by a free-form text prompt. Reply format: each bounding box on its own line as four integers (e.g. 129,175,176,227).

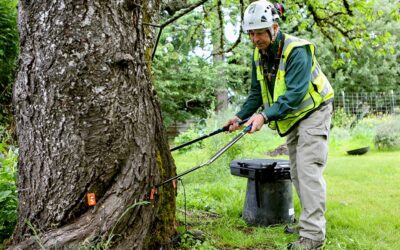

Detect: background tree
283,0,400,92
327,0,400,92
153,0,251,127
10,1,176,249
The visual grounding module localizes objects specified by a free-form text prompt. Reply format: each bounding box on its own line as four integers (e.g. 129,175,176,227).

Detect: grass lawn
171,126,400,250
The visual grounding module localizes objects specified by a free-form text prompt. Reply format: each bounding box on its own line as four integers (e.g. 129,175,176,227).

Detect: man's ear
272,23,280,33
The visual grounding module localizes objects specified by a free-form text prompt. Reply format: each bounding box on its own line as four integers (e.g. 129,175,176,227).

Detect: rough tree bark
10,0,176,249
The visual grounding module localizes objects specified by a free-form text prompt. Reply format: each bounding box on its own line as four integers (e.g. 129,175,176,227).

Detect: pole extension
170,118,249,152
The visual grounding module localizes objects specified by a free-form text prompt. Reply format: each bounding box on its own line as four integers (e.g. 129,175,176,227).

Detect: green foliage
329,114,394,152
0,127,18,246
172,126,205,153
331,108,355,128
179,233,217,250
152,51,217,126
374,116,400,150
0,0,19,125
282,0,399,93
152,1,252,126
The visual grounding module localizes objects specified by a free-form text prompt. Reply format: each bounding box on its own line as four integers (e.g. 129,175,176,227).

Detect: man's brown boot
287,237,325,250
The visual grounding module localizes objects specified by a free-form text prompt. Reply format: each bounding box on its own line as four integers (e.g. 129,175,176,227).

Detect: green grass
171,116,400,250
325,151,400,250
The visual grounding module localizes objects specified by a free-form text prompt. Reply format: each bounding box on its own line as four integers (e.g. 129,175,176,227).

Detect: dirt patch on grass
266,143,289,156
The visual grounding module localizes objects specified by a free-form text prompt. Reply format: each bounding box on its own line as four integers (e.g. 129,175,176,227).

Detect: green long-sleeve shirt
236,32,312,121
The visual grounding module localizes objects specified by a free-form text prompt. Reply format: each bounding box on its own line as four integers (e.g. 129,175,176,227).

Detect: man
225,1,334,249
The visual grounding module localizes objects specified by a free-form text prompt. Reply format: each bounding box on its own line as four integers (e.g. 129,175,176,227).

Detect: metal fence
333,91,399,115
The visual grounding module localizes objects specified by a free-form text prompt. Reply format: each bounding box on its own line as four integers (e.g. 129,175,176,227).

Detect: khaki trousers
286,103,332,241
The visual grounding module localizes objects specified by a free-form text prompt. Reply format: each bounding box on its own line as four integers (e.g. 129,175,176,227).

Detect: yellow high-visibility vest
254,34,334,136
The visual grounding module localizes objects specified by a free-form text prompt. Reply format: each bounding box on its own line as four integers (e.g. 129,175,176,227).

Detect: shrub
0,127,18,245
331,108,355,128
374,116,400,150
172,126,205,153
0,0,19,125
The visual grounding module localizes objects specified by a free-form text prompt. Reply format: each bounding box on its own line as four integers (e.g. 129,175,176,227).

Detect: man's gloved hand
246,113,268,133
224,116,242,132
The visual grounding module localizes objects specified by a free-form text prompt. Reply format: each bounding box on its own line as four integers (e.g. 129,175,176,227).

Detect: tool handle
170,134,210,152
222,118,249,132
170,118,249,152
243,124,252,132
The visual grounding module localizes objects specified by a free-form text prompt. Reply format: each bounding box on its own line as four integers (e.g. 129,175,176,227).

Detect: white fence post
390,90,395,113
341,90,346,112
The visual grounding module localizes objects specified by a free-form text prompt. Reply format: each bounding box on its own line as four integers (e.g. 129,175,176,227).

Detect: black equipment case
230,159,295,226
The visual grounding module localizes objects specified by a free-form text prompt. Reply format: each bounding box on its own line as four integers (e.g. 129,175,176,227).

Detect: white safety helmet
242,0,280,32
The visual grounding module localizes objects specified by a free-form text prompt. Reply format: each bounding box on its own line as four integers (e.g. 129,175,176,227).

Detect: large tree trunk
10,0,176,249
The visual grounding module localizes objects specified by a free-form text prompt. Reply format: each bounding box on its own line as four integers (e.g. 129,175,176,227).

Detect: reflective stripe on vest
254,34,334,136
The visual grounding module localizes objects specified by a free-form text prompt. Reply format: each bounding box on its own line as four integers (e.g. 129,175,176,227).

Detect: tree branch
210,0,244,56
187,5,211,50
343,0,353,16
150,0,210,60
162,0,191,16
217,0,224,53
161,0,209,28
307,3,353,39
